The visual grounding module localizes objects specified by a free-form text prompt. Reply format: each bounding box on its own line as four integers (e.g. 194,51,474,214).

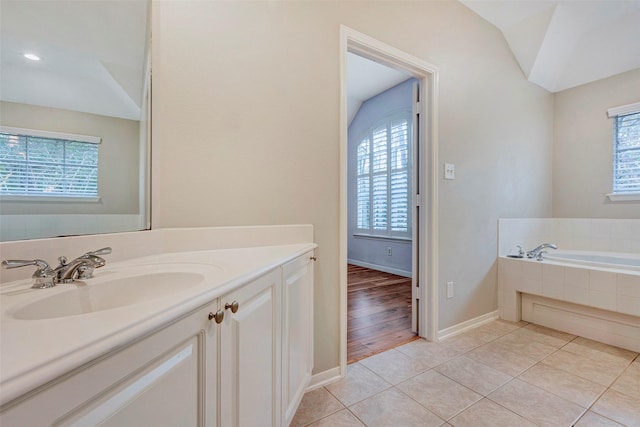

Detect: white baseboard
437,310,499,341
306,367,342,391
347,259,412,278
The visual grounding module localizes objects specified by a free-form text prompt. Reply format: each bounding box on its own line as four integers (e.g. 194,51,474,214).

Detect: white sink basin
10,264,223,320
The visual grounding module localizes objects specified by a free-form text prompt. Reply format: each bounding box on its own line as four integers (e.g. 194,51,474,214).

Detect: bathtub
543,250,640,271
498,250,640,352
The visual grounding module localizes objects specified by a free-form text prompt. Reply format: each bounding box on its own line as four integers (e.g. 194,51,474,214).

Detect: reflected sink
10,264,222,320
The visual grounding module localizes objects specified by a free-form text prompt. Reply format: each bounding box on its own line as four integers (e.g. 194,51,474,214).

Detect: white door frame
339,26,439,375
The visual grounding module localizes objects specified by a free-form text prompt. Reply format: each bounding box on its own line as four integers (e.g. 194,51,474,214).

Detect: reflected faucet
526,243,557,260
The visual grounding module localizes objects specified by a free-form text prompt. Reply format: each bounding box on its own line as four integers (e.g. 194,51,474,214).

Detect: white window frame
354,111,412,239
0,126,101,202
606,102,640,201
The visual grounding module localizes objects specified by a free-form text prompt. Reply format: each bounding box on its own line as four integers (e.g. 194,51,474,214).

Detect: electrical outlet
446,281,454,299
444,163,455,180
387,247,392,256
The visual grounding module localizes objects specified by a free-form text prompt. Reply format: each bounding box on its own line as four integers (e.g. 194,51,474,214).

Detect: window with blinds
0,127,100,198
612,111,640,195
356,113,411,238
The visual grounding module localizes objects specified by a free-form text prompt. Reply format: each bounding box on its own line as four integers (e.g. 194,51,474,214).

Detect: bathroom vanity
0,239,315,426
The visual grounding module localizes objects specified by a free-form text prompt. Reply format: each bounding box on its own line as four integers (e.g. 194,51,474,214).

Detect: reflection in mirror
0,0,151,242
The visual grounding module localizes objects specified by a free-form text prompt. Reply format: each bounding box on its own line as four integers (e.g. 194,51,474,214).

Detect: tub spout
527,243,557,259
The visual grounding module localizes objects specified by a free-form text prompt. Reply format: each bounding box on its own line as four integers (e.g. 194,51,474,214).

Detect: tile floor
292,320,640,427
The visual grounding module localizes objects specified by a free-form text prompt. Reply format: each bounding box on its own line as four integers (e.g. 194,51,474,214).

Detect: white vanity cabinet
220,268,283,427
0,303,218,426
0,250,315,427
282,252,314,426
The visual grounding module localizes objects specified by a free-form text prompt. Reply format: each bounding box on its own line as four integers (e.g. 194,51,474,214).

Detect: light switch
444,163,455,180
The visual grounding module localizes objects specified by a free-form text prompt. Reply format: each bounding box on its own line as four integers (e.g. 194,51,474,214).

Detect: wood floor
347,264,418,363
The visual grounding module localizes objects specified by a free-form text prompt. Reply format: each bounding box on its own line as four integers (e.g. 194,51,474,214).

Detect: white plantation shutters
0,127,100,198
356,113,411,238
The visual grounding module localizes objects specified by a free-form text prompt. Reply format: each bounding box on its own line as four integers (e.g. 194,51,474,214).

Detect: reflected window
0,127,100,199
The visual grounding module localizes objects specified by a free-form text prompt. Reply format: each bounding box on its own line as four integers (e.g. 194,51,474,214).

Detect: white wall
151,1,553,374
553,69,640,218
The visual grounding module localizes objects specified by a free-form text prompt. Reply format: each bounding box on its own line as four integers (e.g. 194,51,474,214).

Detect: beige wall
553,69,640,219
0,101,140,215
152,1,553,374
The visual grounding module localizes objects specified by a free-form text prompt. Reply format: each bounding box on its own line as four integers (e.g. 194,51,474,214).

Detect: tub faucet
526,243,557,259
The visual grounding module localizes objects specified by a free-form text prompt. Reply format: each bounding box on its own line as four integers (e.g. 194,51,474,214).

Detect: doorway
340,26,439,374
346,53,418,362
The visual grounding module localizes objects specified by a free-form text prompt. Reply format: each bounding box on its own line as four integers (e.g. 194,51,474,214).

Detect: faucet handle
2,259,51,270
86,247,112,256
2,259,56,288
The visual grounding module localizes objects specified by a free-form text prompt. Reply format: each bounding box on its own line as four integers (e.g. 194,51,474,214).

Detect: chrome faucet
2,247,111,288
54,247,112,283
526,243,557,260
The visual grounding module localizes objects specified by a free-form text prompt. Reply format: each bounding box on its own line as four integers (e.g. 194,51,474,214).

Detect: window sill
0,195,102,203
606,193,640,202
353,233,412,242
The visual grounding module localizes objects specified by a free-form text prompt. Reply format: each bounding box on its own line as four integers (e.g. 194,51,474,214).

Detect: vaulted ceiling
460,0,640,92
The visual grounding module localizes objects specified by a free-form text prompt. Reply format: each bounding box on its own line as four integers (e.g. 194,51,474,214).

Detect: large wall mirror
0,0,151,242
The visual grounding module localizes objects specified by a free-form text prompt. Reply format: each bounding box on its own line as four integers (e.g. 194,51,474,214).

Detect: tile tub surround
498,218,640,256
498,257,640,318
498,256,640,352
292,320,640,427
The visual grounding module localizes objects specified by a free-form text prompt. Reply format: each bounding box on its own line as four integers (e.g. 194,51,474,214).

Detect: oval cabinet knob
225,300,239,313
208,309,225,324
310,256,317,261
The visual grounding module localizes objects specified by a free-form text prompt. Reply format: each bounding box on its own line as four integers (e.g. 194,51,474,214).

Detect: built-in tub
498,250,640,352
544,250,640,271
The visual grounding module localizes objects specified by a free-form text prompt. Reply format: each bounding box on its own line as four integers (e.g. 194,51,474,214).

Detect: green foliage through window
0,131,99,198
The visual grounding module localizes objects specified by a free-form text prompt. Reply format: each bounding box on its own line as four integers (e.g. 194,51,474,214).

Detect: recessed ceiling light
24,53,41,61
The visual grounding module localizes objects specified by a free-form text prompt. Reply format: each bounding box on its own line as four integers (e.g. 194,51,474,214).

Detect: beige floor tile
492,332,558,360
325,363,391,407
359,349,430,384
542,349,628,386
290,387,345,427
448,398,537,427
488,379,585,427
395,339,460,367
611,359,640,400
523,323,576,347
592,388,640,427
434,355,512,396
348,388,445,427
574,411,625,427
518,363,605,407
307,409,365,427
396,370,482,420
463,320,524,342
562,337,638,365
466,342,538,376
440,332,487,353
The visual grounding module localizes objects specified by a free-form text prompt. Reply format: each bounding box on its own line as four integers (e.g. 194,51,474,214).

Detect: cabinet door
1,304,218,427
219,269,282,427
282,252,314,426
